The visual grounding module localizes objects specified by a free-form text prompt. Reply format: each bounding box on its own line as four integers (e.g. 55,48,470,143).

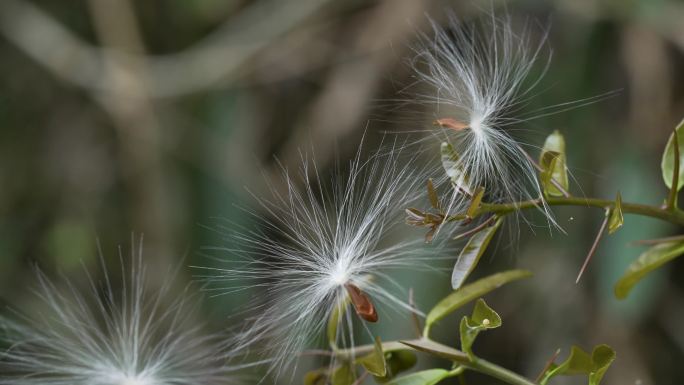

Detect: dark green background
0,0,682,383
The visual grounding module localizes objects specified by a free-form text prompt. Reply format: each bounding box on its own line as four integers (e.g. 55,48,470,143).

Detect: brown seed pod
344,283,378,323
434,118,468,131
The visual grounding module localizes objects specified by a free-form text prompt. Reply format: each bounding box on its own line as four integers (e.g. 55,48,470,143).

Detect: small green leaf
331,363,356,385
385,369,450,385
615,241,684,299
539,345,615,385
661,118,684,191
426,270,532,330
427,179,441,212
441,142,472,195
540,151,560,196
356,336,387,377
375,350,417,383
469,298,502,329
459,299,501,358
607,192,623,234
451,218,503,289
304,368,328,385
327,297,349,347
539,130,569,197
589,345,616,385
400,339,468,363
539,346,592,385
558,346,592,375
465,187,485,219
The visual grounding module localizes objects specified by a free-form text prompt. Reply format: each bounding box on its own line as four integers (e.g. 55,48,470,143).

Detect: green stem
468,357,536,385
470,197,684,226
333,339,536,385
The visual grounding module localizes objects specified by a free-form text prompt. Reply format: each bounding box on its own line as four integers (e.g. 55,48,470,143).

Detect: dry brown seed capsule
434,118,468,131
344,283,378,323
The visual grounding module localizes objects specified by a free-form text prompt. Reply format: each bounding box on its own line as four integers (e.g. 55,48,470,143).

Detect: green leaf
539,130,569,197
427,179,441,212
385,369,450,385
426,270,532,330
327,297,350,347
539,346,592,385
661,118,684,191
607,192,623,234
558,346,592,375
441,142,472,195
459,299,501,358
375,350,417,383
304,368,328,385
451,218,503,289
540,151,560,196
465,187,485,219
331,363,356,385
614,241,684,299
469,298,502,328
539,345,616,385
356,336,387,377
589,345,616,385
400,339,468,363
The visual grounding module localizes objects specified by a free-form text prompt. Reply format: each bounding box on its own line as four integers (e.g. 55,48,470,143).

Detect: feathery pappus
407,13,566,228
0,240,237,385
197,142,449,375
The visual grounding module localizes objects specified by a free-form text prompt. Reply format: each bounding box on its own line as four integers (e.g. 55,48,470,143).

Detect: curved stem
468,357,536,385
467,197,684,226
332,339,536,385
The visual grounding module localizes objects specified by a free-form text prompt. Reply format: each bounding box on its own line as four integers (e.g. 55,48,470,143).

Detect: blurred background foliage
0,0,683,383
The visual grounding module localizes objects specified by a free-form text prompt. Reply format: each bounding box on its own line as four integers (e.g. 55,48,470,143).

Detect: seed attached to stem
434,118,468,131
344,283,378,323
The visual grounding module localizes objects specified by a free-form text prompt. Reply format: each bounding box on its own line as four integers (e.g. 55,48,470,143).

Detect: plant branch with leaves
309,269,616,385
410,118,684,296
303,118,684,385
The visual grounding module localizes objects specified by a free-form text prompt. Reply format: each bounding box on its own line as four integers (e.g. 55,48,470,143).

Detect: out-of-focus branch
0,0,107,90
278,0,431,170
85,0,172,267
0,0,335,97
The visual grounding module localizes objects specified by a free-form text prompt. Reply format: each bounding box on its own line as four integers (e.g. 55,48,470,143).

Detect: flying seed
344,283,378,323
434,118,468,131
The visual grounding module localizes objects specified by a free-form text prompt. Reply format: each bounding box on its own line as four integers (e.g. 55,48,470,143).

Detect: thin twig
453,215,497,241
473,197,684,227
352,370,369,385
534,348,560,383
631,234,684,246
576,214,609,283
408,288,423,338
299,349,335,357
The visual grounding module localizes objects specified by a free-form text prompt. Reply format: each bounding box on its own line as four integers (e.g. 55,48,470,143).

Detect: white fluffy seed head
408,13,557,226
0,243,237,385
198,142,448,375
